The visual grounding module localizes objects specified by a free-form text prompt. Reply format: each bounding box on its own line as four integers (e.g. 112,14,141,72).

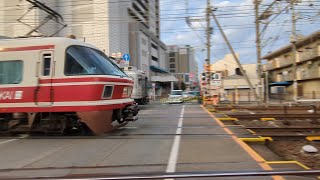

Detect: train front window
65,46,127,77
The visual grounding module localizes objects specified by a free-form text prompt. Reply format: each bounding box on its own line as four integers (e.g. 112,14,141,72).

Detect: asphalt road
0,102,284,179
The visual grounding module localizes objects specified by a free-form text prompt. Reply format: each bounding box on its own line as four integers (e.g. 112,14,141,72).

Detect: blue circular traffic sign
123,54,131,61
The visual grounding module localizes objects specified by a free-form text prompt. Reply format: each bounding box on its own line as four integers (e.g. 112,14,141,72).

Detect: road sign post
152,83,156,101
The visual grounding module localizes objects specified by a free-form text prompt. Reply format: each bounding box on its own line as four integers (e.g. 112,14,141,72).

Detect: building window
141,50,147,57
169,58,175,62
235,68,243,76
169,52,175,57
170,69,175,73
151,43,158,50
152,56,158,62
141,38,147,45
0,60,23,84
170,64,176,68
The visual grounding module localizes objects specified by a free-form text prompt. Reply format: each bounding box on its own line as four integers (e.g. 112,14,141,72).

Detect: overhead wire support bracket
17,0,68,37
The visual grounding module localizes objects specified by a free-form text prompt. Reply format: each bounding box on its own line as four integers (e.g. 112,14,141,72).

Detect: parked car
167,90,184,104
183,92,191,98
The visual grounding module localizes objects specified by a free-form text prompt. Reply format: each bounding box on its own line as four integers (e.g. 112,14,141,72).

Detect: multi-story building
200,54,260,101
0,0,175,97
262,30,320,100
167,45,199,90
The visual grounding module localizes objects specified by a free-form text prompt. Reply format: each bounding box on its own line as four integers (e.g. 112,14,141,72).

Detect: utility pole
291,0,298,101
205,0,212,96
254,0,263,104
212,11,258,101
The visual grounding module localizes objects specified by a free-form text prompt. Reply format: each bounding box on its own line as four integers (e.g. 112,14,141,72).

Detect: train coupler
123,103,139,122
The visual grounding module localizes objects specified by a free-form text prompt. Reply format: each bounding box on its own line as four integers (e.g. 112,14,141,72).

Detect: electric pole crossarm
211,12,258,100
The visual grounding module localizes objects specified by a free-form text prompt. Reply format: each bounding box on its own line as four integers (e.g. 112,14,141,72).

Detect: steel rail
3,170,320,180
247,127,320,129
247,127,320,131
256,134,320,137
230,114,320,119
0,161,261,172
0,133,252,139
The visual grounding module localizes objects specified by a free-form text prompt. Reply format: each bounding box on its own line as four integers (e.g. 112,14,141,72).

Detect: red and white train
0,37,139,135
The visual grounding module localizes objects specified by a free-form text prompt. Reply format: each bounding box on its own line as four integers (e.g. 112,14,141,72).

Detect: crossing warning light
201,73,206,81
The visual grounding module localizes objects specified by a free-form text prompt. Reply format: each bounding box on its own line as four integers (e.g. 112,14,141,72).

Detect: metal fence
148,91,320,105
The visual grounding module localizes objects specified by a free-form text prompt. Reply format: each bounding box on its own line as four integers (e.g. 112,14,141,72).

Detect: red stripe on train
0,84,129,103
0,45,55,52
39,77,133,84
0,103,133,113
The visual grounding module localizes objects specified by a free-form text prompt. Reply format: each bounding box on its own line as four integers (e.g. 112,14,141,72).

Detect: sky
160,0,320,73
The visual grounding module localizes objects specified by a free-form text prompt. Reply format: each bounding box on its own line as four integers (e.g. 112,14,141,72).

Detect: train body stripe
0,99,133,108
0,45,55,52
39,77,133,84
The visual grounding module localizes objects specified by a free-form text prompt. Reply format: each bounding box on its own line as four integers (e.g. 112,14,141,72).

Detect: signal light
201,73,206,81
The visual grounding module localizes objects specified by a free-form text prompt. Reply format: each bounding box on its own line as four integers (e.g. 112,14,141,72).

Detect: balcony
297,67,320,80
298,45,320,62
264,58,293,71
277,57,293,68
263,62,274,71
276,74,293,82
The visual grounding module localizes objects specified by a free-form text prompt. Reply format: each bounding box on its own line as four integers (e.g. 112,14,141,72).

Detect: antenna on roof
17,0,68,37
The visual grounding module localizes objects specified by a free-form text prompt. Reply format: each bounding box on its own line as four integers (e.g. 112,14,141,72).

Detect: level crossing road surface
0,102,304,180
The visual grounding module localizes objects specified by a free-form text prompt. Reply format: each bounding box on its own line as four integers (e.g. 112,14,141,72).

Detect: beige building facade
201,54,260,101
262,31,320,100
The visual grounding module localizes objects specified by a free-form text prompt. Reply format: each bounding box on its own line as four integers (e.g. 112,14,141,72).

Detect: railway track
230,114,320,120
214,105,320,111
245,127,320,139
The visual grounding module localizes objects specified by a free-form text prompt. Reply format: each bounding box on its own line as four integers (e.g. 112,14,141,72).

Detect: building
0,0,176,97
200,54,260,102
167,45,199,91
262,30,320,101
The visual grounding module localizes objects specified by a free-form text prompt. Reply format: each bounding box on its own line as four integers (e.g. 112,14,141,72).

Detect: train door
36,51,54,106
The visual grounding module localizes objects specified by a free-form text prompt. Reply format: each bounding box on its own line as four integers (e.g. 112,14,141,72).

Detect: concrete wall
1,0,38,37
177,48,189,73
301,81,320,98
159,47,166,70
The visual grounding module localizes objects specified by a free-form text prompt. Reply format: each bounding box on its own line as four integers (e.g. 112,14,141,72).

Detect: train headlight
123,87,132,98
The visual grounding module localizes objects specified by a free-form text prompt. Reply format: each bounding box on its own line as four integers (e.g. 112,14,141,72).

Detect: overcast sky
160,0,320,72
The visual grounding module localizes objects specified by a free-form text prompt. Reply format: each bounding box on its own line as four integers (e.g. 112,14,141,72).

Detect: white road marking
166,105,185,177
0,134,28,146
0,139,18,145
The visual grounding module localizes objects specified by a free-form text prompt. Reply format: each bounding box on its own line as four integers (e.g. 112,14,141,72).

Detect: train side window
42,54,52,76
0,60,23,84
